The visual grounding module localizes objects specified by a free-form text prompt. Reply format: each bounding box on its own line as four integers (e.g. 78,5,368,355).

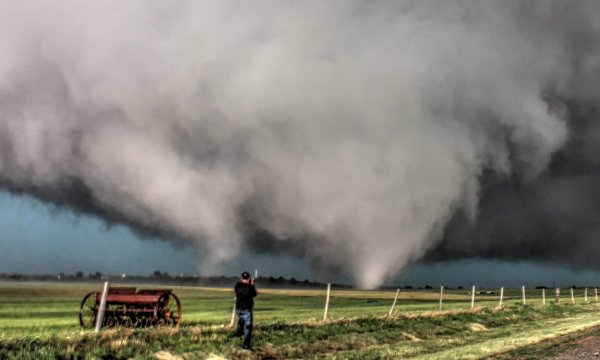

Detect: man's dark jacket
235,282,257,311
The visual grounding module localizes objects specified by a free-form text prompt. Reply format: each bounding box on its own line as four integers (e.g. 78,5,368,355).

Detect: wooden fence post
542,288,546,305
499,287,504,307
323,283,331,321
95,281,110,333
471,285,476,309
439,285,444,311
570,288,575,304
389,289,400,316
229,297,236,328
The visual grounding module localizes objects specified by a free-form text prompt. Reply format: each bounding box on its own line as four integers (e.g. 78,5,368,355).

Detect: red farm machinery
79,287,182,328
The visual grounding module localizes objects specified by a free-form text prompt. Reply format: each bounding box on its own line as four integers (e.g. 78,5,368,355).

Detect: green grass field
1,281,599,359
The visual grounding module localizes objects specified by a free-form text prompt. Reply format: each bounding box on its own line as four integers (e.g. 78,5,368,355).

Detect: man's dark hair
241,271,251,280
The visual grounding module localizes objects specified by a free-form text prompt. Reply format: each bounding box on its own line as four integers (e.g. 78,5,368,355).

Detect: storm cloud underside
0,1,599,288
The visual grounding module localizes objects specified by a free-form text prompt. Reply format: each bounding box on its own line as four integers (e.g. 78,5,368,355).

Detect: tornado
0,1,599,288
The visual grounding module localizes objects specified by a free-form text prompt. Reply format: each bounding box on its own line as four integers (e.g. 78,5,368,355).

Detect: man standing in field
234,271,257,350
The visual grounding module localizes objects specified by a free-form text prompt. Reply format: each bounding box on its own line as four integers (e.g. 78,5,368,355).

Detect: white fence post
585,288,588,302
471,285,476,309
439,285,444,311
95,281,110,333
595,288,598,302
555,288,560,304
542,288,546,305
389,289,400,316
229,297,236,327
323,283,331,321
522,286,526,305
499,287,504,307
571,288,575,304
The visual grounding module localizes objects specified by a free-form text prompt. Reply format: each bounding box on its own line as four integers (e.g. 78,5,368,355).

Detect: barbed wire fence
315,283,599,322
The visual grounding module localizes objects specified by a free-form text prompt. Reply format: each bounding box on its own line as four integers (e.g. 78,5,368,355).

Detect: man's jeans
236,309,253,347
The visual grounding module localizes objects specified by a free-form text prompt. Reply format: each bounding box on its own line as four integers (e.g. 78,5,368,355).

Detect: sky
2,191,599,289
0,191,314,280
1,2,600,289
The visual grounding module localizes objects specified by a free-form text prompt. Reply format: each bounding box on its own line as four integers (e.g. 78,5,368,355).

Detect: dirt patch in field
547,335,600,359
205,354,228,360
190,326,203,335
468,323,489,332
255,346,280,360
492,325,600,359
401,332,422,341
109,338,129,349
576,336,600,347
155,351,183,360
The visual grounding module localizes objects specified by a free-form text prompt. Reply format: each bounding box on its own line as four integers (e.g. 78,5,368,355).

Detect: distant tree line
0,272,350,289
0,272,591,290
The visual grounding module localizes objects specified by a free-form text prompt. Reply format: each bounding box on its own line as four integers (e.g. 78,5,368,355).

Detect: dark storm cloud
426,101,600,268
0,1,599,288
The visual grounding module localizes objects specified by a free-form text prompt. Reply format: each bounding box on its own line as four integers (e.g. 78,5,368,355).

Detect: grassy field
1,281,599,359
